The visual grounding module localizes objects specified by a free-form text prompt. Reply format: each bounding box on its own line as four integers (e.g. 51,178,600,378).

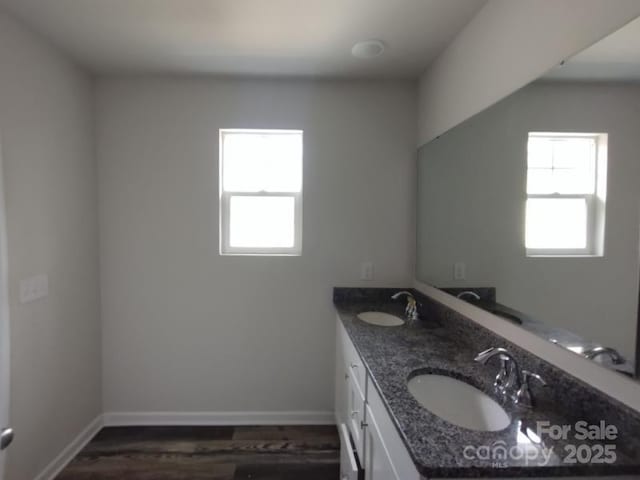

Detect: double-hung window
525,132,607,257
219,129,303,255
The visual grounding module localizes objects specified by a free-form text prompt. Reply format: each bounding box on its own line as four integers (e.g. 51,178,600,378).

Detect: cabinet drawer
339,318,366,394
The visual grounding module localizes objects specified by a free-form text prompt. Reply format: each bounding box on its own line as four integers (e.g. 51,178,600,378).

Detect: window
219,129,303,255
525,132,607,257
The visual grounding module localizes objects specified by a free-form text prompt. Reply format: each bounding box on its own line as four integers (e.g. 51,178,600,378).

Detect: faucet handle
494,357,510,391
406,297,419,322
406,296,416,311
522,370,547,386
515,370,547,408
474,347,497,361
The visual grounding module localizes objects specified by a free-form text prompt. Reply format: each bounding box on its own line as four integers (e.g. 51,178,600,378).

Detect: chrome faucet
474,347,521,394
456,291,481,301
583,346,625,365
474,347,547,408
515,371,547,409
391,291,419,323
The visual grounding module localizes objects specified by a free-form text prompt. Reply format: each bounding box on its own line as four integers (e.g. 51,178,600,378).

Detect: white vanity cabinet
335,317,421,480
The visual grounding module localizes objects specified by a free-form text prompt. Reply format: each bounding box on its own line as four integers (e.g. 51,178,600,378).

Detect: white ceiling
545,15,640,82
0,0,486,78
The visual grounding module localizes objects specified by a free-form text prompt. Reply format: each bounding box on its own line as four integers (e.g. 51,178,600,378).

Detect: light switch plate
19,274,48,304
360,262,374,281
453,262,466,280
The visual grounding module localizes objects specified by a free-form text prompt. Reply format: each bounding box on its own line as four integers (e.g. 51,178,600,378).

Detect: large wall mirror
416,17,640,380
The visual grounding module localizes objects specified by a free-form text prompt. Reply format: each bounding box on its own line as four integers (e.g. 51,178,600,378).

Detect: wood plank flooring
56,425,340,480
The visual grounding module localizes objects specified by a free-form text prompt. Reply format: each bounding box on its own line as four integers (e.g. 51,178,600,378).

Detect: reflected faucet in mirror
583,346,626,365
457,291,481,301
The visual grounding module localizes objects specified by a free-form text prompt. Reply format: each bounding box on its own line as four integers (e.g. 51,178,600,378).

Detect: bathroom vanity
333,288,640,479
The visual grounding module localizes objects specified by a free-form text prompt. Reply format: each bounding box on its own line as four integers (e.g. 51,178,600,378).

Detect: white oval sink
408,374,510,431
357,311,404,327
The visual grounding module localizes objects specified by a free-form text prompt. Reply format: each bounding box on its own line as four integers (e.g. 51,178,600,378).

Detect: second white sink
407,374,510,431
357,311,405,327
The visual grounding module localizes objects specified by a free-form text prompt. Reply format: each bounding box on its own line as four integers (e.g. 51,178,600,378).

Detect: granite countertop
334,297,640,478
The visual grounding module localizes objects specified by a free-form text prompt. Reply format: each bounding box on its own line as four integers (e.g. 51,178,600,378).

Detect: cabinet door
347,372,366,461
364,404,399,480
335,319,349,425
339,423,360,480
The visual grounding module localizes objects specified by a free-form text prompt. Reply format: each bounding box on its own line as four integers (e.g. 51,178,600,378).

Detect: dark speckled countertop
334,288,640,478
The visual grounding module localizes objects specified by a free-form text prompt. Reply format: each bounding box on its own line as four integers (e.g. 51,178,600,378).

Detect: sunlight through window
220,129,303,255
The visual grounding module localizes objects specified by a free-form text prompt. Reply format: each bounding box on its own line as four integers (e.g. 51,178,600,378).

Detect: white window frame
219,129,303,256
525,132,607,258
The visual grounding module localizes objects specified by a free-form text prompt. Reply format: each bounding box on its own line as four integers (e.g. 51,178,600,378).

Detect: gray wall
96,77,416,414
0,12,101,480
417,82,640,363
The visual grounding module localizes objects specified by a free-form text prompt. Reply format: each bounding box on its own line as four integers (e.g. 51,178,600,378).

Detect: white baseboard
103,410,335,426
34,414,103,480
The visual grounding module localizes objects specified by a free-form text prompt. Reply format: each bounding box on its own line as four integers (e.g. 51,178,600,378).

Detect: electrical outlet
360,262,374,281
19,274,48,304
453,262,466,280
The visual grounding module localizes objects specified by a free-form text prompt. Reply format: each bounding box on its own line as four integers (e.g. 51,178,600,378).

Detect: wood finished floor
56,426,340,480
